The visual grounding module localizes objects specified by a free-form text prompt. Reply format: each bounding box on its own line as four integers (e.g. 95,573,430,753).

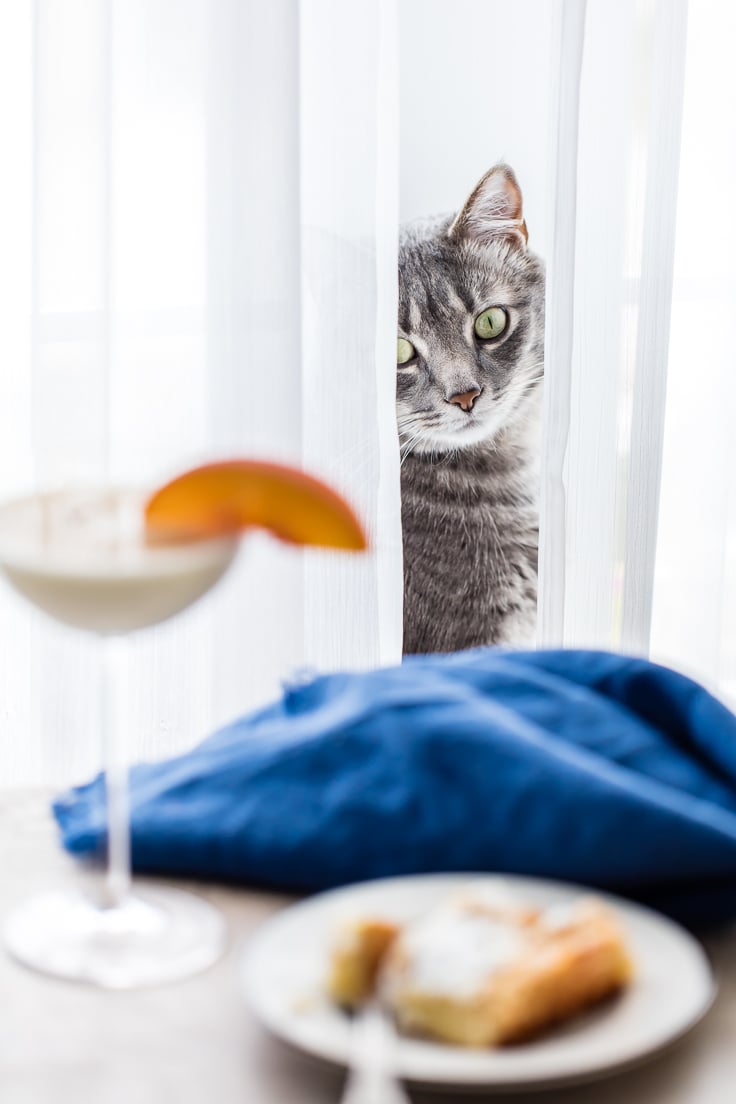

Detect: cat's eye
397,337,416,365
474,307,508,341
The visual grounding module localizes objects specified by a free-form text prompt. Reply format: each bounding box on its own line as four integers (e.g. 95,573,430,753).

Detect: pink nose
448,388,481,412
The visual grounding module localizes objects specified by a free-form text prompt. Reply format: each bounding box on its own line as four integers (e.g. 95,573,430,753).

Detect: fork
339,1001,412,1104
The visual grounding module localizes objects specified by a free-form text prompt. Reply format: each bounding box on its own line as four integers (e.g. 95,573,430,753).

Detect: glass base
4,885,226,988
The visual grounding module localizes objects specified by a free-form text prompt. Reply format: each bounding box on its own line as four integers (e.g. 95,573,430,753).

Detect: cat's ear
448,164,528,249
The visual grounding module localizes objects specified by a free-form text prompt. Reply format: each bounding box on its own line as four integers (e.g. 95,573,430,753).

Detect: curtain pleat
204,0,305,730
299,0,402,673
536,0,587,646
619,0,689,653
650,0,736,699
541,0,690,655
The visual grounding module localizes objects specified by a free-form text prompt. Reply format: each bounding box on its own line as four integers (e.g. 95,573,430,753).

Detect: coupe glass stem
99,632,131,908
1,494,229,984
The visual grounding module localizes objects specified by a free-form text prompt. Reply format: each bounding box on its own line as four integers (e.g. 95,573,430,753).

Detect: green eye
474,307,508,341
397,337,416,365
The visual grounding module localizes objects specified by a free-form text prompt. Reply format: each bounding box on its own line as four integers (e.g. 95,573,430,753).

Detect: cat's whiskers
399,419,436,464
499,374,543,422
400,434,427,465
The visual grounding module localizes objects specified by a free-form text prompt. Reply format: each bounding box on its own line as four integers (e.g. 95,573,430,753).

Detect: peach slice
144,459,368,551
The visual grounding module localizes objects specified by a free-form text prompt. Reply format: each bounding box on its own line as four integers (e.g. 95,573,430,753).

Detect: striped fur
398,165,544,654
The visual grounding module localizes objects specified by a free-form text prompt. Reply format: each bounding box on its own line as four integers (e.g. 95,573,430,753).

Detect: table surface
2,791,736,1104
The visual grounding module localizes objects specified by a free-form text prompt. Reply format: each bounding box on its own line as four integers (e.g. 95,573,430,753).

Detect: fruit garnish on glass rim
144,459,368,551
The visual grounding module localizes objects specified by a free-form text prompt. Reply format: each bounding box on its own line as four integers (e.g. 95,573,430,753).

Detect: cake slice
381,890,633,1046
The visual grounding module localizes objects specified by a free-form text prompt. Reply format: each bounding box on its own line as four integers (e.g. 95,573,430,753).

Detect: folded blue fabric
54,649,736,927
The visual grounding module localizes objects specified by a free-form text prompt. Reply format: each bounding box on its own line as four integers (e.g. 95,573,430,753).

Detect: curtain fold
619,0,689,653
650,0,736,700
299,0,402,673
540,0,690,657
0,0,401,784
536,0,587,647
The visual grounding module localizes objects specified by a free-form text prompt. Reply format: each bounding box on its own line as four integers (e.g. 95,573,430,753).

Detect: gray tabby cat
398,164,544,654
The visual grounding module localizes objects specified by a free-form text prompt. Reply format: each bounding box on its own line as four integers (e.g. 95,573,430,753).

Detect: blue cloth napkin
54,648,736,927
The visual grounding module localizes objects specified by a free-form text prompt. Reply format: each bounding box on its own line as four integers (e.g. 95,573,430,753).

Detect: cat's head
397,164,544,455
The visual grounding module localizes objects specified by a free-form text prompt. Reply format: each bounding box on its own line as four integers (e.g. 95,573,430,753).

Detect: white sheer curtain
0,0,402,785
3,0,736,785
540,0,689,652
540,0,736,703
650,0,736,701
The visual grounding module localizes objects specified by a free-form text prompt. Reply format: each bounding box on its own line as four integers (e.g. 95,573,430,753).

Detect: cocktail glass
0,486,238,987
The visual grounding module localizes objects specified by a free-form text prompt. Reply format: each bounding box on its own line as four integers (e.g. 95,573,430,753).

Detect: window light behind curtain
2,0,735,785
539,0,689,653
541,0,736,704
0,0,402,785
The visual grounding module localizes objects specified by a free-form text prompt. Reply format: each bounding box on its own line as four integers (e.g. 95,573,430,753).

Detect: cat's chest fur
401,417,539,655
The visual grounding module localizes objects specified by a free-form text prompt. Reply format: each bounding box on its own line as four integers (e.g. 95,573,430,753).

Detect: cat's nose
448,387,481,412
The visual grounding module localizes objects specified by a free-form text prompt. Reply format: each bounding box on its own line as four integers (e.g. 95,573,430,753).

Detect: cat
398,164,544,655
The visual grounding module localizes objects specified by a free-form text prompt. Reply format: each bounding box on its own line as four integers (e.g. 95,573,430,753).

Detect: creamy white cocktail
0,488,237,633
0,487,238,988
0,461,365,988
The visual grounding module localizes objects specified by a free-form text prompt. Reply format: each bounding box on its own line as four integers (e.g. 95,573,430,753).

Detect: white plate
241,873,715,1092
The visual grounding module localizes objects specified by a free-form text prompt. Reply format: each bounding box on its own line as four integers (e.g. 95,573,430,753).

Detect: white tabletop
1,791,735,1103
